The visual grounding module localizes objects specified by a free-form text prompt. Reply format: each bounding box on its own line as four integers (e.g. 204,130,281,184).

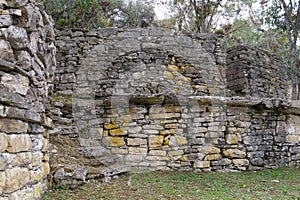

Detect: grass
42,167,300,200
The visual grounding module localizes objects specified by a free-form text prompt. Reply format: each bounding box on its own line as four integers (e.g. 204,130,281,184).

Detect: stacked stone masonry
0,0,55,199
0,1,300,197
51,27,300,178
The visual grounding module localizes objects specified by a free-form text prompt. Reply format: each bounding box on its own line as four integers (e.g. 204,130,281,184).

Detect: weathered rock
6,134,32,153
223,149,246,158
0,119,28,133
0,133,8,152
53,165,87,189
6,25,28,49
4,167,30,193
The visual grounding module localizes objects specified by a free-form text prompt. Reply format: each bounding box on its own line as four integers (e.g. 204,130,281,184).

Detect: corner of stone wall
0,0,56,199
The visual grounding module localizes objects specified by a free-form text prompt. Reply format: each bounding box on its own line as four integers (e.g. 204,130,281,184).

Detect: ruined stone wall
226,45,287,99
0,0,55,199
51,27,300,176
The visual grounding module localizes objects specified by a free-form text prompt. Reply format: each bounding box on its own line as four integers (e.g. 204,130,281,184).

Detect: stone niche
52,27,300,178
0,0,56,199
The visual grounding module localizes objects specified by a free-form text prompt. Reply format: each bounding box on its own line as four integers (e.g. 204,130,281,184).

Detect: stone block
111,148,128,154
6,134,32,153
149,161,166,167
33,183,43,199
104,123,118,129
160,129,177,135
127,138,147,146
207,126,226,132
0,171,5,194
11,152,32,167
7,26,28,50
32,152,43,167
169,136,188,146
146,156,169,161
9,187,34,200
128,126,142,134
4,168,30,193
150,113,180,119
286,135,300,143
102,137,126,147
42,162,50,176
193,161,210,169
233,159,249,166
149,105,165,114
129,147,147,155
149,150,167,157
30,168,44,182
142,125,164,130
198,146,220,154
0,119,28,133
225,134,238,144
165,105,181,113
1,74,29,95
110,128,127,136
223,149,246,158
211,158,232,166
0,133,8,152
205,154,222,161
168,150,184,160
142,130,160,135
148,135,164,148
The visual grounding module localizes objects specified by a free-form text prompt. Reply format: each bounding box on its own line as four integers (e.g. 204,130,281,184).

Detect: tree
267,0,300,99
169,0,223,33
38,0,155,29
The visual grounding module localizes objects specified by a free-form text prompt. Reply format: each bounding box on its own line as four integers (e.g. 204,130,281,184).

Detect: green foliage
38,0,155,29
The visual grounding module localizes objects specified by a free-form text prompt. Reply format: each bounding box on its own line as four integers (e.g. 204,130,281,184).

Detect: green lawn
42,167,300,200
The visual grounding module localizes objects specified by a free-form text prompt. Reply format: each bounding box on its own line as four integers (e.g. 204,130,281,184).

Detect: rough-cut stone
223,149,246,158
6,134,32,153
198,146,221,154
53,165,87,189
127,138,147,146
194,161,210,168
225,134,238,144
0,171,5,194
0,133,8,152
286,135,300,143
0,119,28,133
148,135,164,148
233,159,249,166
0,39,14,61
4,168,30,193
0,14,12,26
6,26,28,49
102,137,126,147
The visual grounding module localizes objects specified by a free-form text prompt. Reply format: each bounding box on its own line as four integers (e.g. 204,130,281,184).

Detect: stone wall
226,45,287,99
0,0,55,199
51,27,300,177
0,1,298,197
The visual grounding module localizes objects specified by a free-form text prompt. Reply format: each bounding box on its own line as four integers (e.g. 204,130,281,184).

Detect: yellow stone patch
168,64,179,71
160,129,177,135
110,128,127,136
164,71,175,80
205,154,222,161
103,130,109,136
102,137,126,147
180,155,188,162
149,135,164,148
104,123,118,129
